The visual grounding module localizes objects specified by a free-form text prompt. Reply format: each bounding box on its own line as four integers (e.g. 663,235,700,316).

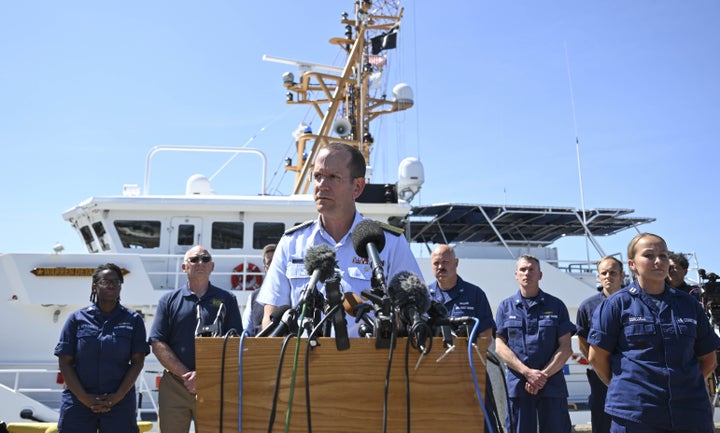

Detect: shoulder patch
378,222,404,236
284,219,314,235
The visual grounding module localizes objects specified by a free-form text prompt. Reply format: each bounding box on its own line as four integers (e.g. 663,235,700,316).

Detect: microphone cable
219,328,239,433
302,304,339,433
466,317,496,433
238,328,250,433
267,332,296,433
284,302,308,433
382,318,398,433
402,331,412,433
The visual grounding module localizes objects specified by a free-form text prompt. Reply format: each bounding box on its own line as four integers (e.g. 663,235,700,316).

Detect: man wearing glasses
257,142,421,336
149,245,242,432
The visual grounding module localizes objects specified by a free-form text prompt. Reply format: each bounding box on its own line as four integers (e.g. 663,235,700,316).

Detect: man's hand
182,370,197,394
524,382,540,395
523,368,548,390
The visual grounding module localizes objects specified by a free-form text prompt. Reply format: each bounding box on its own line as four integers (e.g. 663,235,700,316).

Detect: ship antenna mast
264,1,411,194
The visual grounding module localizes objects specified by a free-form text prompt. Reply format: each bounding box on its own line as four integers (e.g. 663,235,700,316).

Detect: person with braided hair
54,263,149,433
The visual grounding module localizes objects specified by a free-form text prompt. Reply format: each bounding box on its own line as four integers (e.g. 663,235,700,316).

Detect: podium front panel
196,336,488,432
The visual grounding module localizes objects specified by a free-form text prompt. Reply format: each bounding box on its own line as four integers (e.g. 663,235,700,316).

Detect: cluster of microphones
253,220,474,352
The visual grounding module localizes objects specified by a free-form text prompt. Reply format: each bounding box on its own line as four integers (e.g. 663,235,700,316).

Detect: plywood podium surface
196,336,489,433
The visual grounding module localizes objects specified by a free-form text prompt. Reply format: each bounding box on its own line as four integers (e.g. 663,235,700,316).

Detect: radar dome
186,174,215,195
397,157,424,202
392,83,414,109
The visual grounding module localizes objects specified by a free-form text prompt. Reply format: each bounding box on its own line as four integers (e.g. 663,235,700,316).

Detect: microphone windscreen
304,244,337,282
388,271,431,314
351,220,386,258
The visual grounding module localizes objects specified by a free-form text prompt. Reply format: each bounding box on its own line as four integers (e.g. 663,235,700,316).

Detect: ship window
92,222,111,251
253,222,284,249
79,225,98,253
114,220,161,249
177,224,195,246
211,222,244,249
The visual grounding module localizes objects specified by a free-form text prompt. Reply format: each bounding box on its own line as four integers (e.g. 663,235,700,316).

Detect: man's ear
352,177,366,200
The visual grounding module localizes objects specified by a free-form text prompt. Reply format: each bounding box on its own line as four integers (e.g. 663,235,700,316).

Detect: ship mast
266,1,412,194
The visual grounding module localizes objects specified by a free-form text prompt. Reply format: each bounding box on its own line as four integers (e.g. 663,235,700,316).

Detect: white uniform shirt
256,212,422,336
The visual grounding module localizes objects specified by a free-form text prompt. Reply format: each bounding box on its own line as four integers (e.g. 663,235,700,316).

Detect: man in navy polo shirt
427,244,497,431
427,244,495,339
495,254,574,433
149,246,242,432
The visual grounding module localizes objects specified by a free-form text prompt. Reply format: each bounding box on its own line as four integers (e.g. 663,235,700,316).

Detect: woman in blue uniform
588,233,720,433
54,263,149,433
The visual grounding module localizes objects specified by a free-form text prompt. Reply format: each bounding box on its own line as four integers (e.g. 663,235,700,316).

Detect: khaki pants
158,371,197,433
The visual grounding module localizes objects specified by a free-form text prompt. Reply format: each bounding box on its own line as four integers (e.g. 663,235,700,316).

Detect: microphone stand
297,280,323,344
361,288,395,349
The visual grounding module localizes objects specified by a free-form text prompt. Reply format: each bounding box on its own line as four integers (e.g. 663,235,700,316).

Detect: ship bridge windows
114,220,161,249
253,222,284,249
211,222,244,249
79,225,98,253
92,222,111,251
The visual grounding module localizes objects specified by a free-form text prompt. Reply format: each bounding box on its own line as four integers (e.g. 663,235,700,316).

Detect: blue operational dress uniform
495,289,574,433
576,291,612,433
588,281,720,432
54,304,149,433
256,212,422,337
149,283,242,372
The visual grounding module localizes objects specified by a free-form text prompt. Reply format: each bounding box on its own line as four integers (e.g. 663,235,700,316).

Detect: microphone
388,271,432,353
301,245,337,335
351,220,387,291
427,300,454,348
194,304,202,336
196,302,225,337
256,305,291,337
324,272,350,350
300,245,337,305
269,307,299,337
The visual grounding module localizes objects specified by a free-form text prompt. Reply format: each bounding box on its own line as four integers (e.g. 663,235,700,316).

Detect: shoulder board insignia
284,219,314,235
379,222,404,237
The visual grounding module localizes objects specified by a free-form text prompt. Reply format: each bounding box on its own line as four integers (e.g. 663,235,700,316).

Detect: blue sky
1,1,719,280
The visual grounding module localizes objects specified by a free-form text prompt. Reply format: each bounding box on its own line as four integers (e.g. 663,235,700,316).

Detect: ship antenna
565,43,592,261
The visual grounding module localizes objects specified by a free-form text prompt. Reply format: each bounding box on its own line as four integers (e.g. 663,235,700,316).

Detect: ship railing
0,368,160,422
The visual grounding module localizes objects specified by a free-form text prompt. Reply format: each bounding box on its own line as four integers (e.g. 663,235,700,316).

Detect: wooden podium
196,336,489,432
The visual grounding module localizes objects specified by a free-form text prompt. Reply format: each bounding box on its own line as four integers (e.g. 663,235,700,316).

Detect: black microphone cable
267,332,296,433
403,330,412,433
238,328,250,433
301,304,337,433
283,302,309,433
218,328,239,433
382,313,398,433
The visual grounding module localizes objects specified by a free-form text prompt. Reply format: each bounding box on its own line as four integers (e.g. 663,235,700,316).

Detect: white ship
0,0,655,427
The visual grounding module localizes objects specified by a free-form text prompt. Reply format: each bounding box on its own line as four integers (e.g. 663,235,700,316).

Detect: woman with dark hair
588,233,720,433
54,263,149,433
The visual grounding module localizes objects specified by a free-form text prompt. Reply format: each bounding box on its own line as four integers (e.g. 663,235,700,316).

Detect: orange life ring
231,262,263,290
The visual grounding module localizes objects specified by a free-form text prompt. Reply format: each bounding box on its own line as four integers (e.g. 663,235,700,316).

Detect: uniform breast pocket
346,265,372,283
623,323,656,350
505,319,524,341
286,262,310,281
538,318,558,340
677,321,698,339
77,328,100,351
111,328,134,358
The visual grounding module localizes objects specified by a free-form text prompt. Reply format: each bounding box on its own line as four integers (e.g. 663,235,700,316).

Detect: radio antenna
565,43,592,261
